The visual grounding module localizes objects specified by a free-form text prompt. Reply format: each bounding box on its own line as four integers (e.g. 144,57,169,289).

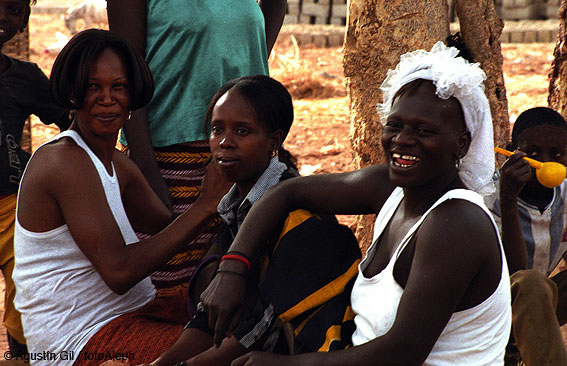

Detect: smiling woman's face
381,81,468,189
74,48,131,139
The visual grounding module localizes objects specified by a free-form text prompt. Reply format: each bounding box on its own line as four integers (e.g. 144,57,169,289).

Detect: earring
68,99,76,121
271,149,279,157
455,156,462,170
128,111,132,120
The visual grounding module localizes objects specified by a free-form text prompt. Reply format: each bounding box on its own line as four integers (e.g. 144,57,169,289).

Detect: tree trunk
549,0,567,116
456,0,509,149
343,0,449,252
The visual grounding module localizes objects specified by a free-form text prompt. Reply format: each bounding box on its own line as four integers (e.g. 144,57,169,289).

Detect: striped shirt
484,171,567,275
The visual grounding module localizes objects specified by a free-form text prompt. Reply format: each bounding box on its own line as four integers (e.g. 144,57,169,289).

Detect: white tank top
351,187,511,365
13,130,156,366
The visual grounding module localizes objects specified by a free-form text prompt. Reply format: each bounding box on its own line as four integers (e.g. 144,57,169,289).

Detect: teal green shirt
123,0,270,147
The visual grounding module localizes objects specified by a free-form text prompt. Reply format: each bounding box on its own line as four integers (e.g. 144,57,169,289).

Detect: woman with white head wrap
201,41,512,366
379,41,495,196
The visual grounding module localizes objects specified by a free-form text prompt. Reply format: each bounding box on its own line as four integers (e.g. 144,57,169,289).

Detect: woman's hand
499,151,531,200
231,352,291,366
198,160,233,209
200,269,247,346
197,161,251,346
497,151,532,272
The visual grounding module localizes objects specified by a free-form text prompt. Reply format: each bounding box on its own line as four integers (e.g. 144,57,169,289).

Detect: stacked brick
330,0,348,25
500,0,558,20
301,0,330,24
546,0,561,18
280,24,345,47
284,0,564,25
285,0,347,25
284,0,301,24
499,20,559,42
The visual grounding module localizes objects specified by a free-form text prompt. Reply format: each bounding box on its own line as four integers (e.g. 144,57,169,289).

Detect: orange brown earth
0,10,563,362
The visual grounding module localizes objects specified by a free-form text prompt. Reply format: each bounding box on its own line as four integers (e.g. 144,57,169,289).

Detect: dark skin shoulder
272,164,395,215
380,198,501,364
364,194,502,312
18,138,94,232
230,197,503,366
391,198,502,311
113,149,173,234
18,136,230,295
18,138,171,234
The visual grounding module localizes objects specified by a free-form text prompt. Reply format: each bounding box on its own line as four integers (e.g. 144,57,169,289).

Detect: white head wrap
378,41,495,195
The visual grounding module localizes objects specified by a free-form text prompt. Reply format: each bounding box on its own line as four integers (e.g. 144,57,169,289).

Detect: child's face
516,124,567,185
209,90,281,197
0,0,29,46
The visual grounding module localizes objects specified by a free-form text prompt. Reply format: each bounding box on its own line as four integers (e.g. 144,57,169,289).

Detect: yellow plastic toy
495,147,567,188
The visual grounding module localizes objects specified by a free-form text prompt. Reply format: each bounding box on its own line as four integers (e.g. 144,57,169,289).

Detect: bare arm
17,144,230,295
498,152,531,273
233,201,502,366
230,165,393,252
107,0,146,53
124,109,173,209
258,0,287,54
201,165,394,345
115,150,172,234
106,1,172,208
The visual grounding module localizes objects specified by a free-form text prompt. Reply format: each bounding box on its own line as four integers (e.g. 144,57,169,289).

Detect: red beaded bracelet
221,254,251,271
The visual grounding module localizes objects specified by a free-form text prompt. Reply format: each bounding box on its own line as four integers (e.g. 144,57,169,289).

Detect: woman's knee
511,269,558,307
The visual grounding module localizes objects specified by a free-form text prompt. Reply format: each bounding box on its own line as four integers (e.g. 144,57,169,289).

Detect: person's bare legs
511,270,567,366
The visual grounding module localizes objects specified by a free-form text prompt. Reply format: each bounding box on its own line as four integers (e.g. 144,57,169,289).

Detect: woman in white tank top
13,30,231,365
199,41,512,366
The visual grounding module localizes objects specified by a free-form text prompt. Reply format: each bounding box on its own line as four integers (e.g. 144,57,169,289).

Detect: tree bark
343,0,449,252
549,0,567,116
456,0,510,149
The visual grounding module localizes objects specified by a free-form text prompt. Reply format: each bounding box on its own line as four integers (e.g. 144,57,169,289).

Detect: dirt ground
0,10,563,362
